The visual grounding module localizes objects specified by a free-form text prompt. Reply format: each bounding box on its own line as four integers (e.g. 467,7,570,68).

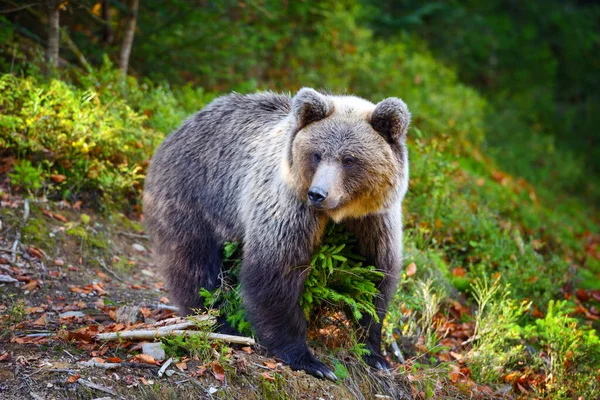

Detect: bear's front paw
271,343,337,381
363,352,392,371
290,359,337,381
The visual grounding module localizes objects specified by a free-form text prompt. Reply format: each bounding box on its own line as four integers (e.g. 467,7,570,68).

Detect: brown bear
143,88,410,381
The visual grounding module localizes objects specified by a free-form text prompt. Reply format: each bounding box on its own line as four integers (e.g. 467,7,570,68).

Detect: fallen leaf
66,374,80,384
241,346,253,355
25,306,45,314
51,174,67,183
21,280,39,292
261,372,275,381
90,357,105,363
212,362,225,381
452,267,467,277
32,313,47,326
176,362,187,371
107,357,122,363
0,353,9,362
27,246,45,259
131,354,159,365
406,262,417,277
264,361,277,369
54,259,65,266
53,213,68,223
190,366,207,377
159,296,169,304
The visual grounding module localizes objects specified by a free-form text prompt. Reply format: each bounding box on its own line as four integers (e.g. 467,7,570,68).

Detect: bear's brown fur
143,88,410,380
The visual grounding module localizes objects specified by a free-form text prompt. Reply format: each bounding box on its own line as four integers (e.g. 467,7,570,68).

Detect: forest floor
0,179,422,400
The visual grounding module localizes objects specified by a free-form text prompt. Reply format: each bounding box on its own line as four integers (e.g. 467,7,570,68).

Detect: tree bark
119,0,139,76
45,0,60,69
101,0,114,46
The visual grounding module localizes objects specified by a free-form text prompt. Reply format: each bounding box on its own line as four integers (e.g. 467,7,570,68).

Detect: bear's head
285,88,410,221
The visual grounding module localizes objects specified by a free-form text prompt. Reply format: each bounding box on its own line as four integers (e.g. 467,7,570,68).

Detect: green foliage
468,278,529,383
0,65,214,210
302,224,384,323
161,333,212,362
0,295,26,339
522,300,600,398
8,159,44,195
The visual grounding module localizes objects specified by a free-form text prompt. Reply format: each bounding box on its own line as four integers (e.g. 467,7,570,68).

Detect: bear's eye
342,154,356,167
312,152,322,163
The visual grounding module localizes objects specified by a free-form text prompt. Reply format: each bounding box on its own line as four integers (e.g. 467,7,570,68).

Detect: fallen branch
158,357,173,377
96,258,126,283
78,360,159,370
0,274,18,283
115,230,150,240
97,329,255,345
155,304,179,312
77,379,118,396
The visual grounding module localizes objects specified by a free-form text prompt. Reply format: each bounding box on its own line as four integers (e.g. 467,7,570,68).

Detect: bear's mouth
308,198,340,210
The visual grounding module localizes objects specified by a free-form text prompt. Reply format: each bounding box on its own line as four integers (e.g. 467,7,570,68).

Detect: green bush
0,68,215,209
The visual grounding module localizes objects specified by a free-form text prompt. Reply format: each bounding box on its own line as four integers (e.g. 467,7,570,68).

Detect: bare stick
115,230,150,240
97,329,255,345
96,258,125,283
158,357,173,377
77,379,118,396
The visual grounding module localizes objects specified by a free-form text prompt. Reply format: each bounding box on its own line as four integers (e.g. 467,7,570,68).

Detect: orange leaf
212,362,225,381
106,357,122,363
160,296,170,304
406,262,417,277
21,280,39,292
241,346,253,354
264,361,277,369
176,362,187,371
32,313,47,326
452,267,466,277
261,372,275,381
50,174,67,183
131,354,159,365
27,246,45,259
90,357,105,363
53,213,68,222
66,374,80,384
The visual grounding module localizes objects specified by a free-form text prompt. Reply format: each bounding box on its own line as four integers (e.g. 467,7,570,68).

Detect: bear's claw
364,353,391,372
291,359,337,381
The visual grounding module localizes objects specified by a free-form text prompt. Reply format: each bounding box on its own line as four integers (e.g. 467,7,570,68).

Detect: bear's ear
370,98,411,143
291,88,332,129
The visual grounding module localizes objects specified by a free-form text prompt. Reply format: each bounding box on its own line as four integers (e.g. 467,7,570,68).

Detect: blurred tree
119,0,138,76
45,0,59,69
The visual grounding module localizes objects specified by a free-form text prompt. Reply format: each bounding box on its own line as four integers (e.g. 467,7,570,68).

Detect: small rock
59,311,85,318
140,269,155,277
132,243,146,253
142,342,165,361
165,370,175,377
116,305,143,325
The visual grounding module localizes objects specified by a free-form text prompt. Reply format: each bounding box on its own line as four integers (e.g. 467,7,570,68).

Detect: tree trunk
102,0,114,46
45,0,60,69
119,0,139,76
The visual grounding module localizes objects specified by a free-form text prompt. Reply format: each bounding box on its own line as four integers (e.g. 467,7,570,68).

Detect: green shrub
523,300,600,398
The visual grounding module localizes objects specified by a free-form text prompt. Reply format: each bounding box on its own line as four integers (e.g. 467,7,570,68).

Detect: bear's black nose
308,187,328,204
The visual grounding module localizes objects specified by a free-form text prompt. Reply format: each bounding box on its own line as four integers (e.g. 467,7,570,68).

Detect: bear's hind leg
155,229,223,317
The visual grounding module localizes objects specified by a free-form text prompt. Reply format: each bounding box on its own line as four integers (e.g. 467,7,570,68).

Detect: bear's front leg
346,205,404,371
240,210,336,381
